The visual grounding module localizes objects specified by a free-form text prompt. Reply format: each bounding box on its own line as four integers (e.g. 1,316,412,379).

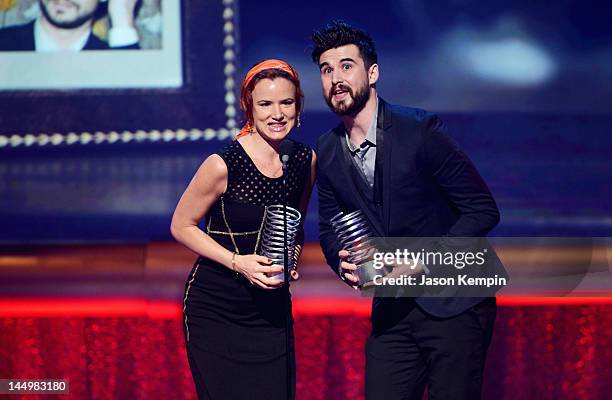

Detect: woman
171,59,316,399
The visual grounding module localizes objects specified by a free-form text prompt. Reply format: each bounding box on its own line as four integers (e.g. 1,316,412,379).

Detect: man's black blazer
317,98,504,317
0,21,138,51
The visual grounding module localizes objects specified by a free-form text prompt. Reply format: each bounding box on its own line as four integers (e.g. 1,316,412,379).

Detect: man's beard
325,81,371,117
39,0,98,30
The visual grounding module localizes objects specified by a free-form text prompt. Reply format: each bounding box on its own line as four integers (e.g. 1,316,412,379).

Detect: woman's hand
290,269,300,281
233,254,284,290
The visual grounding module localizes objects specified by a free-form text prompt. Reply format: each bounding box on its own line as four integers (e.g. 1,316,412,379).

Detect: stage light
203,129,216,141
24,134,36,146
225,92,236,104
176,130,188,141
462,38,556,86
217,128,231,140
120,131,133,143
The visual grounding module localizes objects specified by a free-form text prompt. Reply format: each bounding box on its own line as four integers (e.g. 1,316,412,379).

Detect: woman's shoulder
187,153,228,195
198,153,228,177
288,139,313,160
214,140,248,171
215,139,241,158
286,140,314,179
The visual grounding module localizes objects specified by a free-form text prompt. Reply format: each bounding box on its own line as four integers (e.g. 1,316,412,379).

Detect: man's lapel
333,124,385,237
378,99,394,237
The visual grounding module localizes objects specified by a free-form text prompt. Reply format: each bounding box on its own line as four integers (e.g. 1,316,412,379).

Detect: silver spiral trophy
259,205,302,282
330,210,383,286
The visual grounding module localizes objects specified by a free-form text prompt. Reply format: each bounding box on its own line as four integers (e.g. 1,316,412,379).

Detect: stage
0,243,610,399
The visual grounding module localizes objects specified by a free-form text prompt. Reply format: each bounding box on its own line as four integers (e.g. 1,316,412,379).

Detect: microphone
278,138,295,399
279,139,294,171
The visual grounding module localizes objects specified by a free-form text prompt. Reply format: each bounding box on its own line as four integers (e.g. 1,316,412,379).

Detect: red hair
237,59,303,139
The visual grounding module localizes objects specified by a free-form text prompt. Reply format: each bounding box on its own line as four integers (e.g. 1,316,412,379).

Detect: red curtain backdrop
1,302,611,400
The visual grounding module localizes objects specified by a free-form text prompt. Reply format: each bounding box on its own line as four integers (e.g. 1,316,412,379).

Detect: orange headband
236,59,300,139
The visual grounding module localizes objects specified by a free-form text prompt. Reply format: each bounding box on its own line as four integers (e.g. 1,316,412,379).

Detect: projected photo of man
0,0,142,51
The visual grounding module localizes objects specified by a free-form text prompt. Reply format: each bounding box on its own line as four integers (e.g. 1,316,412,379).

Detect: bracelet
230,252,237,271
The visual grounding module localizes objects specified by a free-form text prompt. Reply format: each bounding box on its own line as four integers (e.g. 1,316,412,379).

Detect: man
312,20,504,399
0,0,139,51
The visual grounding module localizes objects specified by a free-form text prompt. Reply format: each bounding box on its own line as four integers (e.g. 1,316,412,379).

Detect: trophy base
268,272,296,282
357,260,391,288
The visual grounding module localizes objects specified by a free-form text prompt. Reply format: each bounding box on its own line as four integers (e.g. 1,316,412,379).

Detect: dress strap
206,197,267,255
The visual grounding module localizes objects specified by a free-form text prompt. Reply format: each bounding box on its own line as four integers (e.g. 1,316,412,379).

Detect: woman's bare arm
171,154,234,267
170,154,281,289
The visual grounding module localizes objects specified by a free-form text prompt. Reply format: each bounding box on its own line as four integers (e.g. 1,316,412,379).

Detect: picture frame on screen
0,0,182,90
0,0,237,142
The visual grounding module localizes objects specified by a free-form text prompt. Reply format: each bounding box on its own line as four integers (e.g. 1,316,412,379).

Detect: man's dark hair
311,20,378,70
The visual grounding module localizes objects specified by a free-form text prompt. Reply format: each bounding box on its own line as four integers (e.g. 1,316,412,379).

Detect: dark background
1,0,611,242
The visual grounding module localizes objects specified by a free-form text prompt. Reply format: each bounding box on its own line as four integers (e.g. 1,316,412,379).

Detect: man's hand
108,0,138,28
338,249,359,289
384,259,426,279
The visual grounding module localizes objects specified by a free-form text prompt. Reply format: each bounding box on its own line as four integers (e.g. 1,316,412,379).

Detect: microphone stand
281,156,291,400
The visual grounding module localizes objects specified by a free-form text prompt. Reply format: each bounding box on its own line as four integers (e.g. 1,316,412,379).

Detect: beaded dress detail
182,139,312,400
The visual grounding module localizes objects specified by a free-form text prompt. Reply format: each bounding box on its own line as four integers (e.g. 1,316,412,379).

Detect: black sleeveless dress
183,139,312,400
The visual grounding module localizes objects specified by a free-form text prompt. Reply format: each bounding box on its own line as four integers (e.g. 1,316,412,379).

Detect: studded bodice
204,139,312,255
